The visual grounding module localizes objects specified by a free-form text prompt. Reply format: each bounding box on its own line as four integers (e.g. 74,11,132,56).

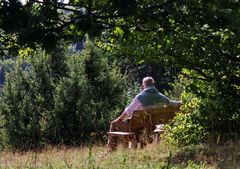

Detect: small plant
187,160,206,169
162,151,173,169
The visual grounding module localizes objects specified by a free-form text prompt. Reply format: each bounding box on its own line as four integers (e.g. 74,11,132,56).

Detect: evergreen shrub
49,39,129,144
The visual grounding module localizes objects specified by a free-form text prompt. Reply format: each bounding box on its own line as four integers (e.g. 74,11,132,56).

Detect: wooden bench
108,100,182,148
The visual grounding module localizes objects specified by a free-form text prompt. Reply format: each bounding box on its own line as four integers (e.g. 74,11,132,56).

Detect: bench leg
155,131,164,143
107,135,118,150
128,134,138,149
128,141,132,148
156,133,160,143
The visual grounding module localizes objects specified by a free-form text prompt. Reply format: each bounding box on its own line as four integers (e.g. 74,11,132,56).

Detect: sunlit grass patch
0,141,239,169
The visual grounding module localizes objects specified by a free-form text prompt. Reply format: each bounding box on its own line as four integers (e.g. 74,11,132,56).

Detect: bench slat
108,131,136,136
154,129,164,133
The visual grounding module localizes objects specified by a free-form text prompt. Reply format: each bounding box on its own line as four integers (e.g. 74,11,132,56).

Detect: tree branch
180,72,208,81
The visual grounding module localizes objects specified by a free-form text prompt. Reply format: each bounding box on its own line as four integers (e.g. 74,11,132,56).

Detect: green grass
0,141,239,169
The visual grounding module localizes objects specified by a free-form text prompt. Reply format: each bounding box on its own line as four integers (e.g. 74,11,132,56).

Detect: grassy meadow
1,141,240,169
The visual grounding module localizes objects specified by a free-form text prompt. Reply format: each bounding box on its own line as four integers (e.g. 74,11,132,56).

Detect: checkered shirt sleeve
124,97,143,117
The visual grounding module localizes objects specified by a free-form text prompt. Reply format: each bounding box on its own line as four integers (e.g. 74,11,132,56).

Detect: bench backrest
129,101,182,134
128,110,153,133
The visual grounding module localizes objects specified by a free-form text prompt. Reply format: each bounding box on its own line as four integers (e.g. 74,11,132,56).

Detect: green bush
165,67,240,145
0,51,57,150
46,39,129,144
182,68,240,142
164,75,208,145
164,95,207,145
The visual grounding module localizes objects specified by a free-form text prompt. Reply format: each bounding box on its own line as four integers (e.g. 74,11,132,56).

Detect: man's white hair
142,77,155,87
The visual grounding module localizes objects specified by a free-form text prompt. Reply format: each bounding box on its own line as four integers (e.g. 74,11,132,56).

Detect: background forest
0,0,239,155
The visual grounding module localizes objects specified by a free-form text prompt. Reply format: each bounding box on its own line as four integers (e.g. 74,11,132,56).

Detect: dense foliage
0,40,129,149
165,72,239,145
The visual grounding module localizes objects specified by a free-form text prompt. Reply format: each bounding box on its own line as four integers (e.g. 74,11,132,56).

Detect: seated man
107,76,170,150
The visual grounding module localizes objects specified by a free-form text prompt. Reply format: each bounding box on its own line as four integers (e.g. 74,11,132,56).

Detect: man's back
136,86,170,107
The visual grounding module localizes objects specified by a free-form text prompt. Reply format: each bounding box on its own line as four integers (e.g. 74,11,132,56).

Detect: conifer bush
0,55,54,150
0,39,129,149
49,39,128,144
